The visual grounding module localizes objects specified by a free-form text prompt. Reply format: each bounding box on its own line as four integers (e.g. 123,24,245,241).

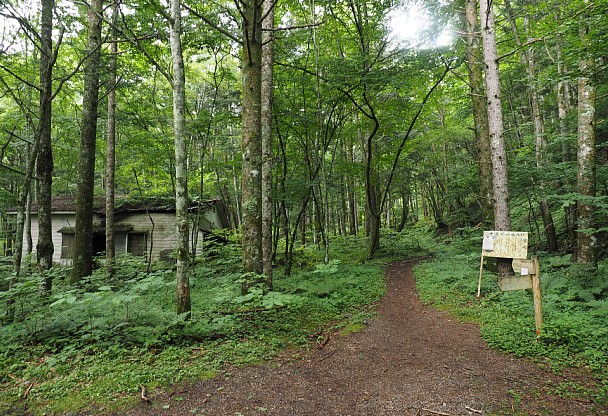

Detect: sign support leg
477,254,484,298
532,256,542,340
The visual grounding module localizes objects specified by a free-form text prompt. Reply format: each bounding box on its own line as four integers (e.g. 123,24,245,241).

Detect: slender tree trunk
261,0,274,289
170,0,191,316
340,180,348,236
480,0,512,276
347,137,357,235
523,17,557,252
232,155,242,227
277,124,291,275
576,9,596,265
106,2,118,279
241,0,264,291
397,186,409,232
463,0,493,229
37,0,54,289
8,131,39,322
70,0,103,283
556,32,576,246
504,1,558,252
25,165,32,256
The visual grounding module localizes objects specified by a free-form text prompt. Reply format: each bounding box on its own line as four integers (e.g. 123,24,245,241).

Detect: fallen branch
318,334,331,349
421,409,451,416
465,406,483,414
140,384,150,403
317,349,337,362
22,382,34,400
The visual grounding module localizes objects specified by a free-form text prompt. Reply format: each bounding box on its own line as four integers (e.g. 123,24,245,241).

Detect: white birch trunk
170,0,191,316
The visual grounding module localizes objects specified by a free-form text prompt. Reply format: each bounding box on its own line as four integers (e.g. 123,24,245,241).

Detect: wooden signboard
478,231,528,297
498,276,532,291
512,258,536,275
499,259,536,291
482,231,528,259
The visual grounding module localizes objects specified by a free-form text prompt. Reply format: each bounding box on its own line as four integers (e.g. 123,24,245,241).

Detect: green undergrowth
0,232,401,415
415,235,608,408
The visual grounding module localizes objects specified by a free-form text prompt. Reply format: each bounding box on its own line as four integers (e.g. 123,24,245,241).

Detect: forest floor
116,259,606,416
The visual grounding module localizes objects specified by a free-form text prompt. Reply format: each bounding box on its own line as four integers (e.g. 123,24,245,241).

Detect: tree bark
480,0,512,276
261,0,274,290
463,0,493,229
503,0,558,252
36,0,54,289
106,2,118,279
347,136,357,235
576,10,596,265
170,0,191,316
556,30,576,246
241,0,264,291
8,128,39,322
523,17,557,252
70,0,102,283
396,186,409,232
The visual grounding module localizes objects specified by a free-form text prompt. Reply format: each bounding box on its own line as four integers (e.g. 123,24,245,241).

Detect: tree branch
268,21,324,32
380,58,457,213
182,3,242,44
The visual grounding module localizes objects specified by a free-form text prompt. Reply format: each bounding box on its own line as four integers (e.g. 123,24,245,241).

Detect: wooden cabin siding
116,213,175,260
27,213,94,265
14,199,226,266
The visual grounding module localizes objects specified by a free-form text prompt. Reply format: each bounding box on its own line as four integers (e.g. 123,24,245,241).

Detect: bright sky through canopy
387,3,453,48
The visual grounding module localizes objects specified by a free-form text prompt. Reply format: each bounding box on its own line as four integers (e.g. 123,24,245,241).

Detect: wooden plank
477,253,484,298
482,231,528,258
512,258,536,275
532,257,543,339
498,275,533,291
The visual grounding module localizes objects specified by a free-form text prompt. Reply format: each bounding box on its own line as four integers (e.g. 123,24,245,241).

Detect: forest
0,0,607,414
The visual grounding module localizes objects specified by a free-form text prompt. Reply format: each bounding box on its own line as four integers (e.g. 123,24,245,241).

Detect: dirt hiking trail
121,259,605,416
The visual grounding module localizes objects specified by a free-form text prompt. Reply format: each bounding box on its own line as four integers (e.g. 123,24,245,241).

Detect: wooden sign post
531,257,543,340
477,231,543,339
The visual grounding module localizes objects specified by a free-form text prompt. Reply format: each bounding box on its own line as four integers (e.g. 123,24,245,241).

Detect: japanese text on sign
482,231,528,259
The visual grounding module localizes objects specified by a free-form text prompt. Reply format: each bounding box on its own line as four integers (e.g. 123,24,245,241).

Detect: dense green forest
0,0,607,413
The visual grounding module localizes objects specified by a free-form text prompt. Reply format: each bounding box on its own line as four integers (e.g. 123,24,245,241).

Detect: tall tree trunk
480,0,512,276
25,178,32,256
556,30,576,246
261,0,274,289
241,0,264,291
170,0,191,316
276,123,292,275
463,0,493,229
37,0,54,290
70,0,103,284
396,186,409,232
347,137,357,235
523,16,557,252
576,7,596,265
106,2,118,279
8,131,39,321
504,0,558,252
365,135,381,258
